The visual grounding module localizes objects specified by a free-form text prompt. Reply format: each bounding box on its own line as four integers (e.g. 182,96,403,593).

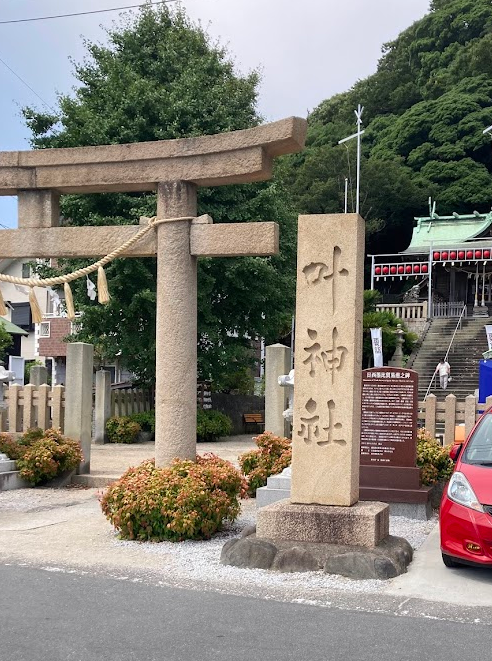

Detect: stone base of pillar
256,499,389,548
222,503,413,579
473,305,489,317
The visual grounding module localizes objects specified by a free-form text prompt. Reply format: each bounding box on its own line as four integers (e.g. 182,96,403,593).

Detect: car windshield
462,413,492,466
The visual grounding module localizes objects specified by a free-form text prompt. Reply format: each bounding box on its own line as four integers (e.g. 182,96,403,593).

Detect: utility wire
0,53,57,113
0,1,177,25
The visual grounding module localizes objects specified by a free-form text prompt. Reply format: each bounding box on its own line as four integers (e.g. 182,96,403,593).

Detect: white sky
0,0,431,227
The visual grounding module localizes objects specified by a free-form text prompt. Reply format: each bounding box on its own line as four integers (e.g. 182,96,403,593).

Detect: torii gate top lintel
0,116,307,196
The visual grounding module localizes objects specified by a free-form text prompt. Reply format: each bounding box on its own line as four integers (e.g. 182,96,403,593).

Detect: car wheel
442,553,462,568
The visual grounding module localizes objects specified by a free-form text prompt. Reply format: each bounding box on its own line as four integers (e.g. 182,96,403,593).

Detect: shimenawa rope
0,216,193,321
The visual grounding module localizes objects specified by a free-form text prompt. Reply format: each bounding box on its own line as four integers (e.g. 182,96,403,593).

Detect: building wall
0,259,49,361
38,317,72,358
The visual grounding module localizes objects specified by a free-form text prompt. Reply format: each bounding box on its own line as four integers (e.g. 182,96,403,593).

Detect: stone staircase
412,315,491,403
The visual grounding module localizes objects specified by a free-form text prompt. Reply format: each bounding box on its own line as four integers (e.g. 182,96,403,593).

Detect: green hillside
282,0,492,255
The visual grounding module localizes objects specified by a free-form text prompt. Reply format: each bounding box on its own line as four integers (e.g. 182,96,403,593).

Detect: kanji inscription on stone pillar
291,214,364,506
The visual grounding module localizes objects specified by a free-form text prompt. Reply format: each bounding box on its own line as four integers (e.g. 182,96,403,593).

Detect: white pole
355,105,363,215
370,255,375,290
482,262,486,307
344,177,348,214
428,249,433,319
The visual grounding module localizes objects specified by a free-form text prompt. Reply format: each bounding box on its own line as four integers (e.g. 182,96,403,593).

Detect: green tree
362,291,416,367
281,0,492,259
24,6,296,385
0,321,13,363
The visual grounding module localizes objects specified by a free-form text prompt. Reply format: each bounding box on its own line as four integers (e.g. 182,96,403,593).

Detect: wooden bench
243,412,265,433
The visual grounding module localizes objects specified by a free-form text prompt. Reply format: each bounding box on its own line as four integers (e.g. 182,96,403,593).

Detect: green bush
100,454,246,542
196,409,233,442
239,431,292,496
106,416,141,443
416,428,454,486
0,428,83,486
129,411,155,433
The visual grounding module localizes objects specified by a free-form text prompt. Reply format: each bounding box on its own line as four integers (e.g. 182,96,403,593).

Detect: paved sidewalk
74,434,256,486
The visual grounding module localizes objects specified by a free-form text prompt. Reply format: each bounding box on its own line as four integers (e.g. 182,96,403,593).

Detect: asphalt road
1,564,490,661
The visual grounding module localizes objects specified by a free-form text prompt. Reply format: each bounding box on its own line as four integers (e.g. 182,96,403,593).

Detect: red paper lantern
413,264,421,273
441,251,449,260
458,251,465,260
382,266,389,275
405,265,412,274
390,266,397,274
475,250,482,259
375,266,381,275
433,251,440,261
466,250,474,259
485,250,491,259
450,251,457,260
398,265,404,274
421,264,428,273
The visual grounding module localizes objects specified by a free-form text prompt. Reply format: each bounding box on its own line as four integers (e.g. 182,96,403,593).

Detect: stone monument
0,117,307,472
222,215,413,579
360,366,432,519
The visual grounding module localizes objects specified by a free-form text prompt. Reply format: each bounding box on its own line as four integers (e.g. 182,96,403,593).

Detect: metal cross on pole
338,104,364,215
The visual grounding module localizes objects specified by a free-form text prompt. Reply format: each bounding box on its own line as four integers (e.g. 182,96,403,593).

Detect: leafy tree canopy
25,6,296,386
281,0,492,257
0,321,13,363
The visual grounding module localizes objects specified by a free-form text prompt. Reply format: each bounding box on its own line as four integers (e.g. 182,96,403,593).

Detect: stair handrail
424,303,467,401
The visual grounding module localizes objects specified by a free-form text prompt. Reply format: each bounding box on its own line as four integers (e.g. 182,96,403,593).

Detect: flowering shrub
100,454,246,542
0,428,83,486
416,428,454,486
239,431,292,496
0,433,24,460
196,409,233,442
106,416,141,443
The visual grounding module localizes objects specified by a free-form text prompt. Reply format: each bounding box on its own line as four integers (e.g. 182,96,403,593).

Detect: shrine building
370,209,492,319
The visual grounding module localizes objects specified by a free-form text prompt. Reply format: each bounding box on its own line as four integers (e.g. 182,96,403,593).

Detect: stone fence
2,383,486,448
419,393,492,445
376,301,428,320
111,387,154,417
0,383,65,433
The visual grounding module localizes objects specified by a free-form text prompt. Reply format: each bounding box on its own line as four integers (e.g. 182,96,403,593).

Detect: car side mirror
449,444,462,462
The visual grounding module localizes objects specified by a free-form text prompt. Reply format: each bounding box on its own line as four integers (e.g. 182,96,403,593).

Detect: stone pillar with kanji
256,214,390,549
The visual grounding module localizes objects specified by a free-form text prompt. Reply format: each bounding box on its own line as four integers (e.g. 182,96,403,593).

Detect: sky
0,0,431,228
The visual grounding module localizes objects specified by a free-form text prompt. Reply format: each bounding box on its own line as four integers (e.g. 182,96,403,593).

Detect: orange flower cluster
239,431,292,497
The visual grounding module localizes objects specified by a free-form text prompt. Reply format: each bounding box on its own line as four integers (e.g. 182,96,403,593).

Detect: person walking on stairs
435,358,451,390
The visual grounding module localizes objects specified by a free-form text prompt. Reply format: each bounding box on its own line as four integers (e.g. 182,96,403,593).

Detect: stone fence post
29,365,48,386
265,343,291,438
94,370,112,445
65,343,94,474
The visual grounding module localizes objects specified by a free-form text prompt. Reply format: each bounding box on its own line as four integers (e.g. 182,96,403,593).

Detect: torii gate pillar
156,181,198,465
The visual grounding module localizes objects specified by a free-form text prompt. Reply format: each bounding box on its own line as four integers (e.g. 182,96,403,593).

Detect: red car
440,410,492,568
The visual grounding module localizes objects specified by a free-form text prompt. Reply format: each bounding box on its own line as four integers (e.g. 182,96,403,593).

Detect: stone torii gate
0,117,306,471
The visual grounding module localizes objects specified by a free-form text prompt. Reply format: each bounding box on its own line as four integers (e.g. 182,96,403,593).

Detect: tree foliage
0,322,13,363
24,6,296,385
281,0,492,257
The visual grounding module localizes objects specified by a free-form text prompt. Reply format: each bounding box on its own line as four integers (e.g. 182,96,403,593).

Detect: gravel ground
109,498,437,596
0,487,437,598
